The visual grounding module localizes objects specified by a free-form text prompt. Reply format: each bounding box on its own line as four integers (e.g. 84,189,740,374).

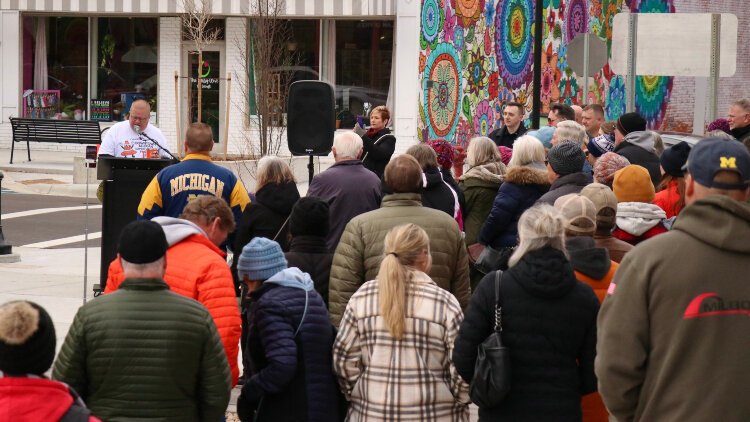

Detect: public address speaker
287,80,335,155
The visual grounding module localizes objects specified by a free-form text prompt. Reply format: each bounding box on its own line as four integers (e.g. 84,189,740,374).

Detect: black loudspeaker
287,80,335,155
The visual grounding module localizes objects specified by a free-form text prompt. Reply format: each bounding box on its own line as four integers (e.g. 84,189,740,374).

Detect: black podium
97,157,175,292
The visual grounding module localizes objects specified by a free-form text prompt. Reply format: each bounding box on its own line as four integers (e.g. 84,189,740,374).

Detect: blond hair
467,136,502,167
378,224,430,340
508,204,567,267
508,135,546,167
371,105,391,124
256,156,296,192
554,120,587,146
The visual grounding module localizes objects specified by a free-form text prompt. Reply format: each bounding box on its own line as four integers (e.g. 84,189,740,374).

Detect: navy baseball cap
684,137,750,190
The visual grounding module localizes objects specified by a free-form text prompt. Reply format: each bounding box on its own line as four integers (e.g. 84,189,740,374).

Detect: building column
393,0,421,153
0,11,21,148
225,17,249,156
157,16,181,152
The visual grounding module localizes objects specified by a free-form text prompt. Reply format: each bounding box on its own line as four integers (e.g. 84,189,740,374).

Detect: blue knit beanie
236,237,287,281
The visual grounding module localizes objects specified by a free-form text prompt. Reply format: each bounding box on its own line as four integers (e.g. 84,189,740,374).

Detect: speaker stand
307,154,315,184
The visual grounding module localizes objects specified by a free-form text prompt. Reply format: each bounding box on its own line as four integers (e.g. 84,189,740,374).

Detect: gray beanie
548,141,585,176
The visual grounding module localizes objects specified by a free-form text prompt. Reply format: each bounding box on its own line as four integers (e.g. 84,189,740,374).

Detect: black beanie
0,301,56,375
290,197,330,238
616,112,647,135
548,141,586,176
660,141,692,177
118,220,168,264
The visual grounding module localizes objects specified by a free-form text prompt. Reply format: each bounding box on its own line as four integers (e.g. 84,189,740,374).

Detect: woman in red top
654,141,692,218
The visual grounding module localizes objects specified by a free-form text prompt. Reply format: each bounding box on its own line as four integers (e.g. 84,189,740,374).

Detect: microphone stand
137,130,180,162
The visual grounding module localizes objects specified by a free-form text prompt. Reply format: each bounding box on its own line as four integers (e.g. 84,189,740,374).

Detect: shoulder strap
272,216,291,242
293,290,309,338
59,386,92,422
493,270,503,332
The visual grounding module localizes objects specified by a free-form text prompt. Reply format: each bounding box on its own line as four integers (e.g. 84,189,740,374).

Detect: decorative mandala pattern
606,76,626,120
473,100,493,136
495,0,535,89
421,0,444,49
465,47,488,96
565,0,589,43
453,0,485,28
424,43,462,140
636,75,672,128
453,26,465,50
457,117,473,148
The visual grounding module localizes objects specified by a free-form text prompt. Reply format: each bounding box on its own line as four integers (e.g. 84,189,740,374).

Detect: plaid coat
333,271,470,421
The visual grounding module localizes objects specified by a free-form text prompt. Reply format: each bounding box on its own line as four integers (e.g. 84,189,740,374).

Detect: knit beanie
118,220,168,264
0,301,56,375
616,112,647,135
547,141,585,176
660,141,692,177
593,152,630,186
290,197,330,238
587,133,615,157
236,237,287,281
527,126,555,149
427,139,455,169
498,146,513,165
580,183,618,226
613,164,655,203
554,193,597,235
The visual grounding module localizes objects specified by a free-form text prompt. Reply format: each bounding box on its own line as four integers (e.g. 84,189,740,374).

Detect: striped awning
0,0,396,16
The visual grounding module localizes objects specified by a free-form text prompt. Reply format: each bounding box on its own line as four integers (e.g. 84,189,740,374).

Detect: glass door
182,47,224,143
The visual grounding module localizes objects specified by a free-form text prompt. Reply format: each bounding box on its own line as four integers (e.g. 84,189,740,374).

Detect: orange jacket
576,260,618,422
106,233,241,386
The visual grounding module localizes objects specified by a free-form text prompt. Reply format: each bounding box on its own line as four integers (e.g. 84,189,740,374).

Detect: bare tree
181,0,220,123
233,0,298,159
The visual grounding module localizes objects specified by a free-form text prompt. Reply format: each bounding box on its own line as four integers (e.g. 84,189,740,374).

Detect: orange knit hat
612,165,655,203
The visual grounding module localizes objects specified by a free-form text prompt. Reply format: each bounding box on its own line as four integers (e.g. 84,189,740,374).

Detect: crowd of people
3,98,750,422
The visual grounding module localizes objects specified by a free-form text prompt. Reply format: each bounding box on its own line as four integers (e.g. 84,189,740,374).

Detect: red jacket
106,233,241,385
653,179,683,218
0,377,100,422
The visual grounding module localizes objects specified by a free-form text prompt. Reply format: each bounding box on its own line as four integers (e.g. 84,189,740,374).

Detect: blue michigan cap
684,137,750,190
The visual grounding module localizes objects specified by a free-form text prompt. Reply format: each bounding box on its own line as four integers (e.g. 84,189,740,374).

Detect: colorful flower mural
418,0,677,145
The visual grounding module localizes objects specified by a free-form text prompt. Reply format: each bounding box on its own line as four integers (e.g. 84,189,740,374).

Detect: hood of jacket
256,181,301,215
423,167,446,189
504,165,549,186
459,162,506,185
620,130,657,154
673,195,750,254
152,216,206,246
265,267,315,291
565,236,611,280
616,202,667,236
509,247,577,299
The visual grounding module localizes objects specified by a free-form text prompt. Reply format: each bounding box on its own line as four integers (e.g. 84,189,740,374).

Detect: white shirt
98,121,171,159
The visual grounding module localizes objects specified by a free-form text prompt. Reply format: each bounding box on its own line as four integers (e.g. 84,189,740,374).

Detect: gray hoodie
152,216,206,247
615,131,661,187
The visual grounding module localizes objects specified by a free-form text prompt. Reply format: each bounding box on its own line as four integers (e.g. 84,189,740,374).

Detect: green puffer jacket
459,162,506,246
328,193,471,327
53,278,231,422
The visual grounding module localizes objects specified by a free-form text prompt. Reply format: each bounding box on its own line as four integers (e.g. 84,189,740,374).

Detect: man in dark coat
53,220,231,422
728,98,750,146
613,112,661,187
538,141,589,205
488,102,528,148
285,197,333,307
236,237,340,422
307,132,382,252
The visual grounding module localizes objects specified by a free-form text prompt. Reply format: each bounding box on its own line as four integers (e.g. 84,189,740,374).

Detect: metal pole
707,14,721,123
532,0,543,129
626,13,638,113
83,159,90,304
0,172,13,255
582,32,590,105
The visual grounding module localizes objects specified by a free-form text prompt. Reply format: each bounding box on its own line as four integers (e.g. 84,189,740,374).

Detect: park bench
9,118,103,164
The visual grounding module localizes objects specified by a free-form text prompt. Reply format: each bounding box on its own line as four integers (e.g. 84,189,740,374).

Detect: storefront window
335,20,393,129
22,17,89,119
93,18,158,121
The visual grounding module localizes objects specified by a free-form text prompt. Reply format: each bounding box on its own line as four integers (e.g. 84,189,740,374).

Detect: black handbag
470,270,511,408
474,245,515,275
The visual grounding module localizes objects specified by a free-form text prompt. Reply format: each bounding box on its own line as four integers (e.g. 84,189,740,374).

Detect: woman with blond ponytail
333,224,470,421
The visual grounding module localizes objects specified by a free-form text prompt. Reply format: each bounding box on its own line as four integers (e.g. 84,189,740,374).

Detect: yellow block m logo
720,156,737,169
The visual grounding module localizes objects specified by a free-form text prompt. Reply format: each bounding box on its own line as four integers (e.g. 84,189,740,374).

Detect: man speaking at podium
98,99,172,159
137,122,250,224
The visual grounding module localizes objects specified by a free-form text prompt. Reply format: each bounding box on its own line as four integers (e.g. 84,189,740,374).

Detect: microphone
134,124,179,161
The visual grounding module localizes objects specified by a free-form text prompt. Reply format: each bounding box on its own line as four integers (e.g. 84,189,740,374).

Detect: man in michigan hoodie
596,137,750,422
105,195,241,385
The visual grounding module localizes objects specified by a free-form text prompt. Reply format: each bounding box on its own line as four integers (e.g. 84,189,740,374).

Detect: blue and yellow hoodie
138,153,250,223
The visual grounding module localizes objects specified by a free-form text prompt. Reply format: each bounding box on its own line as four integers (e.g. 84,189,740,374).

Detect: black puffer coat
453,247,599,421
285,235,333,307
232,181,300,289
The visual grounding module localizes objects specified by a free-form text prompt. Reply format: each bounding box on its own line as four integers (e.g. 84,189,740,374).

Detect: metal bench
9,118,103,164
